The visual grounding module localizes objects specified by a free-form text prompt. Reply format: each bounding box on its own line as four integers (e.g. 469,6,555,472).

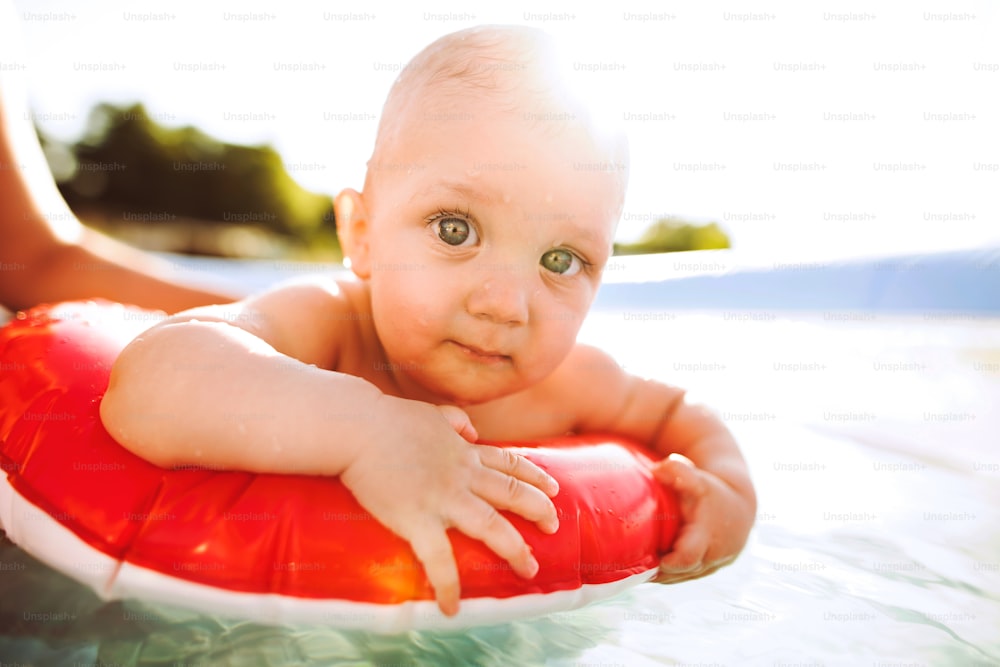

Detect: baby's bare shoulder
552,343,631,387
512,344,631,430
253,273,368,312
227,274,369,369
540,343,685,436
250,273,350,304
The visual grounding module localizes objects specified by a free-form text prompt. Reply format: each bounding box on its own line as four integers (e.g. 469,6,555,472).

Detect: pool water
2,298,999,664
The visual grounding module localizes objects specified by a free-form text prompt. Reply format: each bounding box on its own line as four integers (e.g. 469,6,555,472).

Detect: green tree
613,217,730,255
58,103,336,253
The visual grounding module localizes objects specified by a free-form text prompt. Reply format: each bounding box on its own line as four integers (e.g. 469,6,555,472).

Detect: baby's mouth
448,340,512,365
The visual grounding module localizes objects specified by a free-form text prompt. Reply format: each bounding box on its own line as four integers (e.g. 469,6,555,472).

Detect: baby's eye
540,248,582,276
434,216,478,247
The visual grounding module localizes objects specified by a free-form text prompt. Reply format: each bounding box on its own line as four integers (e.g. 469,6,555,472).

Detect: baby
101,25,756,616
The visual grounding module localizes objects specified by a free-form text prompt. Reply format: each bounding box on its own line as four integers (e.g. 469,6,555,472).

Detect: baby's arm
100,280,559,615
102,280,369,474
642,388,756,581
552,345,756,581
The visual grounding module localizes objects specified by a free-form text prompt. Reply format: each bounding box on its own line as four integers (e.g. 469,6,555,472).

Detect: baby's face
353,95,624,406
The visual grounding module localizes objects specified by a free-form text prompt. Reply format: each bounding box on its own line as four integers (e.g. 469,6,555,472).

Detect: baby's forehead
388,27,556,115
391,29,624,147
370,26,629,217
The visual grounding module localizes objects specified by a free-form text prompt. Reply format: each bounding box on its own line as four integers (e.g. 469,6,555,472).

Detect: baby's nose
466,273,530,325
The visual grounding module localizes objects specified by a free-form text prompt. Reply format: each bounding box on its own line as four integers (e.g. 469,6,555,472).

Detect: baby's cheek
530,337,575,379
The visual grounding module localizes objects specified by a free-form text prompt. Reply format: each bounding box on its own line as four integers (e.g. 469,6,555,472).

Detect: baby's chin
430,385,513,409
411,372,522,408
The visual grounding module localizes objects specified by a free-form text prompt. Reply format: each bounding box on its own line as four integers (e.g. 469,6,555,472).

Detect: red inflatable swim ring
0,300,681,632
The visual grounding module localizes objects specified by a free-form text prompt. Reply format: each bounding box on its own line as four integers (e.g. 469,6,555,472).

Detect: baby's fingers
449,496,539,581
653,454,707,501
473,466,559,534
475,445,559,497
655,525,711,583
408,524,461,616
436,405,478,443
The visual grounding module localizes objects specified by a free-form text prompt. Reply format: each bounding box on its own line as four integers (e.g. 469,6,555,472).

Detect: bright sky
6,0,1000,259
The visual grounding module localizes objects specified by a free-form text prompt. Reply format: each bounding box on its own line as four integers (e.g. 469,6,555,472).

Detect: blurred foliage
46,103,337,259
613,217,730,255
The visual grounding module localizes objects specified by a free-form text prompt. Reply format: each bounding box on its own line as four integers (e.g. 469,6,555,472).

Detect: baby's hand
651,454,754,583
339,395,560,616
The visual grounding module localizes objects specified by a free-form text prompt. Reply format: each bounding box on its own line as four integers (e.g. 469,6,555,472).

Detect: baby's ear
334,189,372,279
